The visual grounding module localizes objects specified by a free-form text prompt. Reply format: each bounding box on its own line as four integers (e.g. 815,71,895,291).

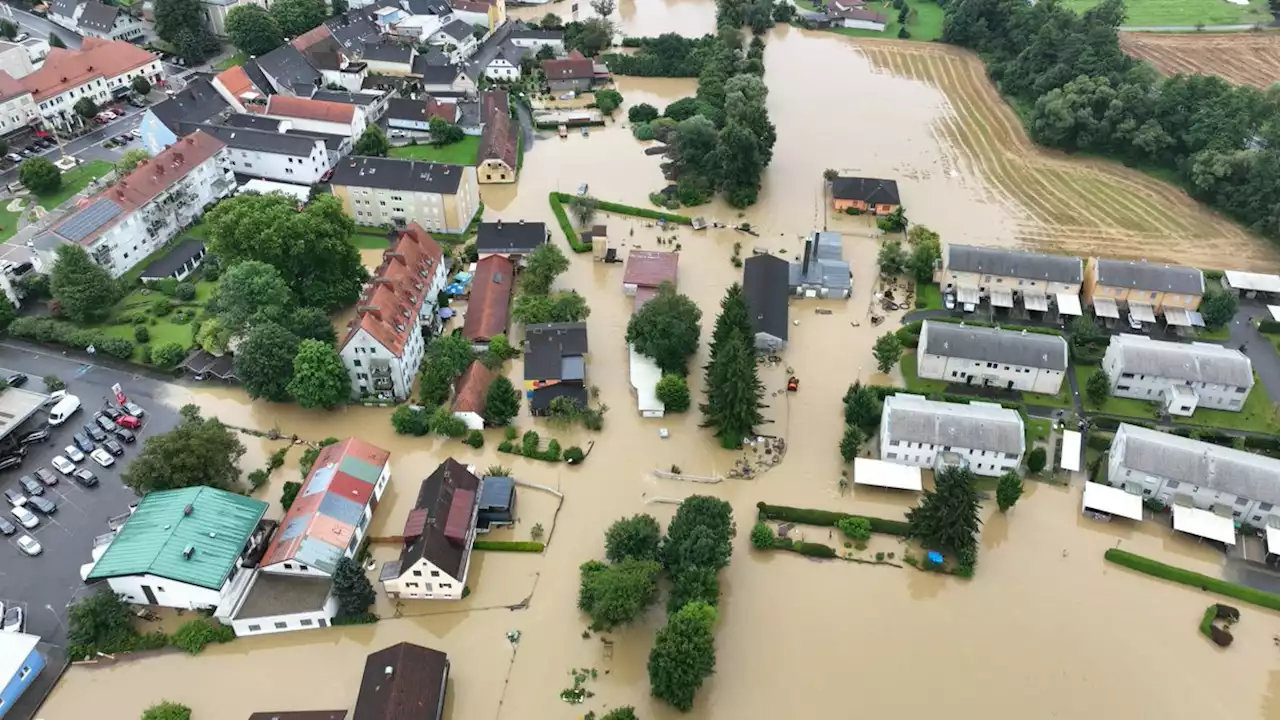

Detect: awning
1056,293,1082,316
854,457,923,491
1129,303,1156,324
1093,297,1119,318
957,286,980,304
1266,523,1280,555
1225,270,1280,294
991,289,1014,308
1163,307,1192,327
1060,430,1081,472
1172,505,1236,545
1022,293,1048,312
1187,311,1205,328
1082,482,1143,521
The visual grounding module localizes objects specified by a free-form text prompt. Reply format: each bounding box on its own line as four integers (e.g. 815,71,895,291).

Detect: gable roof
384,96,457,124
331,155,467,194
87,486,268,589
623,250,678,289
266,95,355,124
49,0,81,18
475,220,546,254
437,18,473,41
828,4,888,21
353,643,449,720
0,70,26,103
214,65,266,102
1094,258,1205,295
883,393,1025,456
255,44,322,92
414,61,464,85
1106,334,1253,388
363,41,414,63
1114,424,1280,507
451,359,496,414
395,459,479,581
291,24,336,53
341,223,444,357
510,22,564,41
462,254,514,342
148,78,230,133
946,245,1083,285
310,89,381,106
20,37,155,102
524,322,588,381
326,11,383,54
543,49,593,80
478,90,517,171
743,254,790,341
77,1,119,32
921,320,1068,371
830,176,900,205
261,438,391,574
186,122,323,157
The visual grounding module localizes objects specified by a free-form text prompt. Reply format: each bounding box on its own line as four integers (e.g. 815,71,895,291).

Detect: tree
906,225,941,283
663,495,734,572
872,332,902,373
0,20,16,40
19,156,60,194
626,283,702,375
750,521,774,549
48,33,66,49
196,317,232,355
629,103,659,123
843,383,881,430
142,702,192,720
605,514,662,563
510,291,590,324
427,333,477,378
905,465,981,568
418,361,454,406
595,88,623,115
997,471,1024,512
205,193,368,310
150,342,187,368
876,239,907,276
577,558,661,631
648,601,717,711
287,340,349,409
131,76,152,96
540,12,563,28
270,0,326,37
68,588,135,653
226,3,284,55
471,23,487,39
283,306,337,345
50,244,116,323
155,0,217,63
430,405,467,437
353,125,390,157
0,301,14,336
876,206,907,233
839,424,864,463
664,96,699,121
116,148,150,175
655,373,690,412
332,556,375,619
483,374,520,426
281,480,302,510
1201,290,1238,328
518,242,569,296
568,194,598,228
236,322,300,402
331,0,348,14
601,708,638,720
391,404,431,435
428,116,465,146
699,332,763,448
215,260,294,334
1086,368,1110,406
837,516,872,542
122,405,246,493
1026,446,1047,474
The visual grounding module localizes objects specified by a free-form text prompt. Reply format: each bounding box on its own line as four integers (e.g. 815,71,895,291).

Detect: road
0,3,81,49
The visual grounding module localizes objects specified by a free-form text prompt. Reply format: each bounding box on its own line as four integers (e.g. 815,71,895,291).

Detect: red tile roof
444,489,475,542
341,223,444,358
21,37,156,102
542,50,593,80
292,24,335,52
462,255,514,342
623,250,678,289
478,91,517,172
451,359,496,415
0,71,27,102
267,96,356,124
213,65,259,101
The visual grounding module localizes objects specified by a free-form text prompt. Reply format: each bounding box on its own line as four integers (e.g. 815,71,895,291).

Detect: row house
1083,258,1205,328
916,320,1068,395
879,393,1025,478
21,38,162,129
1102,334,1253,416
938,244,1084,315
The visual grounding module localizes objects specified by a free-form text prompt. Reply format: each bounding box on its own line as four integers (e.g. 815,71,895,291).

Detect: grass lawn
94,279,217,362
351,228,392,249
389,136,481,166
917,282,943,310
827,0,945,41
1173,373,1280,435
1196,325,1232,342
1075,363,1162,419
215,53,247,71
1025,416,1053,444
0,160,114,243
1062,0,1270,25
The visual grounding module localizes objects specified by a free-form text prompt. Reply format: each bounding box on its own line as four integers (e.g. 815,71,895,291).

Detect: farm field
1120,31,1280,87
854,39,1280,269
1063,0,1272,26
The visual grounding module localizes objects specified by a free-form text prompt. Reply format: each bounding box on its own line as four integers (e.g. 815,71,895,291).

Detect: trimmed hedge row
548,192,694,254
9,317,135,359
1104,549,1280,611
756,502,910,537
547,192,587,253
1258,319,1280,334
474,540,546,553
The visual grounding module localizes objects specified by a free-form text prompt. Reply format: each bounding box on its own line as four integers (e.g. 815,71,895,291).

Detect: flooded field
41,15,1280,720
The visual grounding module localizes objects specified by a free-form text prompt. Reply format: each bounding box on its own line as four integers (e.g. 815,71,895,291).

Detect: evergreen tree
996,471,1024,512
700,332,764,449
332,556,375,619
905,465,982,569
482,374,521,426
50,244,117,323
704,283,751,370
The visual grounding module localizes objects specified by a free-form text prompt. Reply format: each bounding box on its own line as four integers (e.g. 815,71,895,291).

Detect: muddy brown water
43,19,1280,720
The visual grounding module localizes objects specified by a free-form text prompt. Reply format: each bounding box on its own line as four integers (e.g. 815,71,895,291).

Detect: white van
47,395,81,426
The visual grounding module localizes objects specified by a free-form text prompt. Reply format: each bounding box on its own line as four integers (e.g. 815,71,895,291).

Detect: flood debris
560,667,598,704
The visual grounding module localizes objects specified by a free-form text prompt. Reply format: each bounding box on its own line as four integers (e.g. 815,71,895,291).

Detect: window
887,452,897,460
353,359,361,367
284,563,293,569
1167,480,1179,490
413,570,423,576
274,622,287,630
1143,489,1152,495
300,618,314,626
247,624,261,632
430,570,440,577
406,582,419,588
440,582,452,589
1262,503,1274,511
19,666,30,680
1236,497,1248,507
299,564,308,571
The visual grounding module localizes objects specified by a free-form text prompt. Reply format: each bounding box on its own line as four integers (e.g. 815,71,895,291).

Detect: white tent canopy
1268,305,1280,322
1056,293,1082,316
1172,505,1236,545
1060,430,1081,472
1093,297,1119,318
1225,270,1280,294
1082,482,1143,521
957,286,980,304
991,289,1014,308
1266,524,1280,555
628,344,664,417
854,458,923,492
1129,303,1157,324
1023,293,1048,312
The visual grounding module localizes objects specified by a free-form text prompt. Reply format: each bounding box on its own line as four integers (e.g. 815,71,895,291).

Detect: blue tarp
445,283,467,295
453,271,473,283
926,551,944,565
439,308,455,319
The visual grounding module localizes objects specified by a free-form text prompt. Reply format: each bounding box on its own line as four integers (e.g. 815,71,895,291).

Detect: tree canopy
214,260,294,334
116,148,150,175
905,465,981,571
578,558,662,631
226,4,284,55
511,291,590,325
51,244,117,323
270,0,327,37
154,0,218,63
287,339,350,409
483,374,521,426
142,702,192,720
518,243,569,296
332,556,375,619
700,284,763,448
626,283,702,375
121,405,246,493
235,322,300,402
19,156,59,194
873,332,903,373
648,600,718,711
997,471,1024,512
353,125,390,157
605,514,662,563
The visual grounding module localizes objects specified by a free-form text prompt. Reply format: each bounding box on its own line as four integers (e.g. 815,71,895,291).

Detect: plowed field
1120,31,1280,88
855,39,1279,269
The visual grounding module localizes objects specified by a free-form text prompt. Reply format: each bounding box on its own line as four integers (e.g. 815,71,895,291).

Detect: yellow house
1082,258,1205,326
478,90,518,184
330,156,481,235
938,244,1083,313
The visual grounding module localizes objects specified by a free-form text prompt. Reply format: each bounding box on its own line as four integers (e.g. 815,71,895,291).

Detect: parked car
33,468,57,486
113,427,136,443
128,98,146,108
123,402,145,418
10,506,36,529
15,535,40,557
18,429,49,445
26,495,55,515
90,448,114,468
2,489,22,507
13,32,29,42
72,433,94,453
5,373,26,387
129,127,142,137
320,168,335,183
0,517,15,536
116,415,142,430
52,456,75,475
63,445,84,463
83,423,106,442
95,414,116,433
2,606,23,631
100,406,122,421
17,476,42,496
1127,312,1143,331
72,469,97,487
944,294,955,311
0,455,22,472
4,153,20,163
102,439,124,457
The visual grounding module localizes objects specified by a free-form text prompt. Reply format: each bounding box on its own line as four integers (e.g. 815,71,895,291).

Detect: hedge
1104,548,1280,611
474,540,546,552
9,317,136,359
756,502,910,537
1258,319,1280,334
790,541,838,558
549,192,694,254
547,192,586,252
928,316,1064,336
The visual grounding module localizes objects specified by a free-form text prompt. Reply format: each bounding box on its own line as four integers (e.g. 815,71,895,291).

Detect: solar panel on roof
58,198,123,242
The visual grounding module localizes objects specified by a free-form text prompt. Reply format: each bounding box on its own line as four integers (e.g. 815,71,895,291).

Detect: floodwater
43,16,1280,720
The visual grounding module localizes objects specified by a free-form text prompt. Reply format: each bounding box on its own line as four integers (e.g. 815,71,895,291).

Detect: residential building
477,90,518,183
461,254,514,349
218,573,339,637
191,122,334,186
452,0,505,30
413,62,476,94
543,50,594,93
21,38,162,129
451,359,496,430
0,42,35,81
353,643,449,720
339,224,447,400
509,22,564,53
385,96,457,132
629,343,664,417
211,64,271,111
483,43,528,80
939,244,1084,315
879,393,1025,477
330,155,481,234
477,474,515,531
1083,258,1205,327
1102,334,1254,416
199,0,241,37
429,19,479,62
361,41,417,77
830,176,899,215
84,486,272,609
743,253,790,352
379,458,480,601
622,250,678,311
475,220,547,259
525,322,588,415
260,438,392,576
259,96,368,138
916,320,1068,395
789,231,850,299
40,131,233,278
138,238,206,282
310,88,389,122
18,39,49,67
0,71,38,139
139,78,231,154
0,632,44,715
49,0,83,31
253,44,326,95
827,2,887,30
77,1,149,42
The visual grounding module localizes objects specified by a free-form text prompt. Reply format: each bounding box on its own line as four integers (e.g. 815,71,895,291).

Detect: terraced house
1083,258,1205,328
1102,334,1253,416
21,37,161,128
879,394,1025,477
916,321,1068,395
938,245,1084,315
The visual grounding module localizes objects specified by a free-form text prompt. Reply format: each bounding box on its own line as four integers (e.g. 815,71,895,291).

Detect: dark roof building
381,458,480,585
413,61,467,87
224,114,284,131
362,41,414,64
185,123,325,158
831,176,900,206
148,79,230,134
475,220,547,256
139,238,205,281
525,322,589,413
385,97,457,124
1093,259,1205,295
254,45,321,93
330,156,468,195
437,18,473,42
77,2,120,34
946,245,1083,285
477,475,515,530
310,89,381,106
743,254,790,350
353,643,449,720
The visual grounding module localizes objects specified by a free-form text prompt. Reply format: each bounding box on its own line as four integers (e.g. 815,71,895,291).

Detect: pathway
1121,24,1261,31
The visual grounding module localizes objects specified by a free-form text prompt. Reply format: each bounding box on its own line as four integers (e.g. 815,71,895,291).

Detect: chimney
183,504,193,515
359,305,382,320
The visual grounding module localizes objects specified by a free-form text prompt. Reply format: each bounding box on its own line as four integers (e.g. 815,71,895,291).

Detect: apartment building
330,155,480,234
1102,334,1253,416
41,131,232,278
939,245,1084,315
21,38,161,129
916,320,1068,395
0,71,38,138
193,123,333,186
1083,258,1205,327
879,393,1025,477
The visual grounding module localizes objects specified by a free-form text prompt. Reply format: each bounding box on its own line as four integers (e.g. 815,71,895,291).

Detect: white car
388,129,407,138
51,456,75,475
13,33,28,43
1127,312,1143,331
0,605,19,630
63,445,84,463
944,294,955,311
129,127,141,138
14,536,38,558
90,448,114,467
9,506,36,529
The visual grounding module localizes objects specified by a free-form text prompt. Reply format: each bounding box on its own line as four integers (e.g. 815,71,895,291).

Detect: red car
115,415,141,429
320,169,334,183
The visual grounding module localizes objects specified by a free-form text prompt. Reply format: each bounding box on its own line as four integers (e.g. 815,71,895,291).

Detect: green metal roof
87,486,269,590
338,455,383,485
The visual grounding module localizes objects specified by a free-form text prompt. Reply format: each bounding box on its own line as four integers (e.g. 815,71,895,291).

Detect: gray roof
417,47,451,67
883,394,1025,456
744,254,790,341
77,1,119,32
187,123,322,157
789,231,850,291
362,41,413,63
232,573,332,621
509,23,564,41
414,62,464,86
325,12,381,53
476,221,547,254
49,0,82,18
286,128,347,150
330,155,466,194
524,322,588,381
946,245,1082,285
1094,259,1204,295
1113,424,1280,507
921,321,1068,371
456,100,480,129
1105,335,1253,388
224,114,283,131
309,89,380,106
404,0,450,14
438,19,473,42
148,79,230,134
255,45,321,92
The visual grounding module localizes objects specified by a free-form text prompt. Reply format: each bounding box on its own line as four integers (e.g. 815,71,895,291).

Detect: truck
47,395,81,426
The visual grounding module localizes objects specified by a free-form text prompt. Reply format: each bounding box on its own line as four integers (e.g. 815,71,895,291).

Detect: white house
339,223,447,400
827,2,887,30
939,244,1084,315
195,123,334,186
451,359,496,430
416,63,477,95
0,71,38,138
917,320,1068,395
76,2,149,42
629,344,663,418
40,131,233,279
879,394,1025,478
380,458,480,601
21,37,162,129
1102,334,1253,416
260,95,369,138
218,573,339,637
47,0,84,31
84,486,272,610
384,96,457,133
429,19,480,62
508,23,564,54
483,43,527,80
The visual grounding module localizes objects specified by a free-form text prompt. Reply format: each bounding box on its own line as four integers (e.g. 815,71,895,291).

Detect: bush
133,325,150,343
149,297,172,317
474,540,546,552
1105,549,1280,611
503,425,518,441
522,429,540,455
268,447,288,471
149,341,187,368
1259,319,1280,334
756,502,910,536
750,521,774,549
169,617,235,654
174,282,196,301
142,701,192,720
836,516,871,542
790,541,837,558
281,481,302,510
1026,446,1047,473
564,446,585,464
464,429,484,448
43,374,64,391
655,374,690,412
248,469,269,489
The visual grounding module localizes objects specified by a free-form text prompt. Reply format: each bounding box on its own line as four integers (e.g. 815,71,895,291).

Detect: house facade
0,72,38,139
220,573,339,637
743,253,790,352
77,2,149,42
830,176,899,215
917,321,1068,395
260,96,369,138
0,633,44,715
477,90,517,184
542,50,593,93
1083,258,1205,326
21,38,162,129
384,96,457,132
879,393,1025,477
939,245,1083,312
509,24,564,53
1102,334,1253,416
194,123,334,186
827,3,887,30
330,155,481,234
380,458,480,601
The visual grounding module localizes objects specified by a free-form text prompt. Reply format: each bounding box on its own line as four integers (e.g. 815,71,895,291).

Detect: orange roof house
462,255,515,346
20,37,156,102
341,222,444,359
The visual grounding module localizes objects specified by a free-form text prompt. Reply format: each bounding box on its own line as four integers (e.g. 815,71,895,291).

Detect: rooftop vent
183,504,194,516
182,545,195,559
